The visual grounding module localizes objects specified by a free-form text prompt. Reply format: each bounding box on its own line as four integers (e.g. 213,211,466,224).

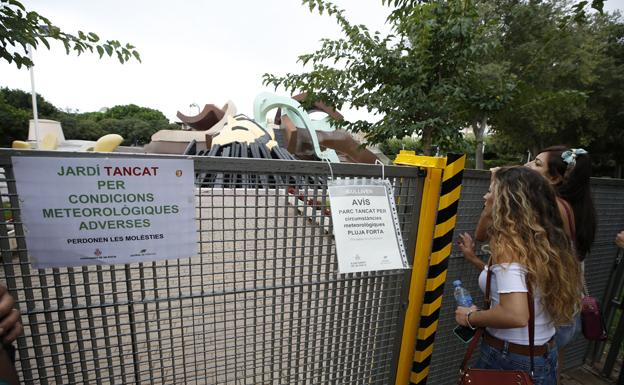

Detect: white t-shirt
478,263,555,345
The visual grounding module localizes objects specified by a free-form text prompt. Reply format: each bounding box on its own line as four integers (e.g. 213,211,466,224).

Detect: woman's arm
456,291,530,329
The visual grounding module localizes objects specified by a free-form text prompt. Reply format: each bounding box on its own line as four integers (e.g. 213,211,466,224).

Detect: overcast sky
2,0,623,124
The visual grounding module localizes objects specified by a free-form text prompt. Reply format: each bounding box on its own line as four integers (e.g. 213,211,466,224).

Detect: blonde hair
488,166,582,325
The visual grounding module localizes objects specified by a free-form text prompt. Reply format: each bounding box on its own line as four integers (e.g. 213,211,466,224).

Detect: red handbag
457,266,535,385
581,296,607,340
580,277,608,341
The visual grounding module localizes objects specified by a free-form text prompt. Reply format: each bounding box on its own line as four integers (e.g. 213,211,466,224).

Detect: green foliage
97,118,158,146
103,105,168,122
2,201,11,221
266,0,622,174
379,137,422,160
481,135,525,169
581,17,624,176
0,87,172,147
487,3,624,176
379,134,474,161
0,0,140,69
0,87,58,146
264,0,493,154
487,1,599,154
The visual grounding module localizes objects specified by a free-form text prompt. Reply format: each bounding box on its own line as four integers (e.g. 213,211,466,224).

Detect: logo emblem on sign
176,170,183,177
94,248,102,257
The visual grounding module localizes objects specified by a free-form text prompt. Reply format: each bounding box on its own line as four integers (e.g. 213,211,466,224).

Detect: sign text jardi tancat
12,157,197,268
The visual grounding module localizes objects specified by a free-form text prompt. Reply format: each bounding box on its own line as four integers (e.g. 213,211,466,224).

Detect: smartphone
453,325,476,344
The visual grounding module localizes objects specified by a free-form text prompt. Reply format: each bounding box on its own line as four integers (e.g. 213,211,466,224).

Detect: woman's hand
616,230,624,249
457,232,476,256
455,305,479,327
0,285,22,344
458,233,485,270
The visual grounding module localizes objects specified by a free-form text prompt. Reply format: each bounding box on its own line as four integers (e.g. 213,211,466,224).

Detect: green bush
0,87,175,147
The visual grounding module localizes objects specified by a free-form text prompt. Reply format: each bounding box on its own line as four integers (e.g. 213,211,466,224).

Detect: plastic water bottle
453,280,476,343
453,280,473,307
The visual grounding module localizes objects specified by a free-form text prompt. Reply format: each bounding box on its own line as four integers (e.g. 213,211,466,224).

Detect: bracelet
466,310,478,330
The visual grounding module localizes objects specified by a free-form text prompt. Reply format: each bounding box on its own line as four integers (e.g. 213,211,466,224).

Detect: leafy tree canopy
0,87,174,147
264,0,608,157
265,0,494,154
1,0,140,68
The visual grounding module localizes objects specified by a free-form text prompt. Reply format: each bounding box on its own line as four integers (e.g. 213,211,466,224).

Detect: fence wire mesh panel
570,178,624,368
0,151,423,385
426,170,624,385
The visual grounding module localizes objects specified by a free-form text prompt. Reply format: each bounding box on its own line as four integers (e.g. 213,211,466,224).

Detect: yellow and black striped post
393,152,466,385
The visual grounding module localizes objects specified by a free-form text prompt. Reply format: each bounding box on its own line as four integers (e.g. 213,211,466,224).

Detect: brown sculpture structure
176,104,225,131
144,101,236,154
277,93,381,164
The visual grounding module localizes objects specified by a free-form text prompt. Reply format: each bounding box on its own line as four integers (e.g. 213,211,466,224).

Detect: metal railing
2,150,622,385
0,150,425,385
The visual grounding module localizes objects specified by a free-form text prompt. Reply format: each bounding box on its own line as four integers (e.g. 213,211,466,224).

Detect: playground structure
148,92,386,164
9,92,387,169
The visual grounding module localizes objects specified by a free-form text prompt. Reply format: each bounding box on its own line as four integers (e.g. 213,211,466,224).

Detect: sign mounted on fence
12,156,197,268
328,179,408,274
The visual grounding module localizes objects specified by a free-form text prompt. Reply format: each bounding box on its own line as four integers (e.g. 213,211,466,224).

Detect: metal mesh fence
0,152,424,385
427,170,624,385
2,152,620,385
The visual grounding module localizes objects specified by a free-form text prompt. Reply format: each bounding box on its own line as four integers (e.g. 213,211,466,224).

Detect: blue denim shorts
555,314,582,349
474,339,558,385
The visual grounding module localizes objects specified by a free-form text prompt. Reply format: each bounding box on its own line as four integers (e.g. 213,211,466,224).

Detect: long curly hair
488,166,582,325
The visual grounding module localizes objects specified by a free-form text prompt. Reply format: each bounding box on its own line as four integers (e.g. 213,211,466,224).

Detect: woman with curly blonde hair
456,166,582,385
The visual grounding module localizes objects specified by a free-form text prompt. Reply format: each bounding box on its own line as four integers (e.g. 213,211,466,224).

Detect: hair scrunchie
561,148,588,167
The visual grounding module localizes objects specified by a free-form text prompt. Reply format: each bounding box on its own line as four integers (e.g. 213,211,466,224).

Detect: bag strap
459,264,536,376
527,280,535,376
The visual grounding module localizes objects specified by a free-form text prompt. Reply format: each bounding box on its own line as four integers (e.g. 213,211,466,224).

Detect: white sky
2,0,623,123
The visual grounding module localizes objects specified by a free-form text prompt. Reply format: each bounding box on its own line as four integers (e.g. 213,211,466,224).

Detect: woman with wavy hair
456,166,582,385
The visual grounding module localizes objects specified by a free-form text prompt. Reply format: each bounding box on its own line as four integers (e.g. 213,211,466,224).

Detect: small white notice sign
12,156,197,268
328,179,408,274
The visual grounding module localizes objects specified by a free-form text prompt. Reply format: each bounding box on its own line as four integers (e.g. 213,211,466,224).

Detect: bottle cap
453,280,462,287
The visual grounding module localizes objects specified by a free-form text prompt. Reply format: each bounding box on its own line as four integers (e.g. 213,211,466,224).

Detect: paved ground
562,365,619,385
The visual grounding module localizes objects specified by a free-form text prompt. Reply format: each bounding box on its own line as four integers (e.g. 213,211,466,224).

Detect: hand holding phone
453,325,476,344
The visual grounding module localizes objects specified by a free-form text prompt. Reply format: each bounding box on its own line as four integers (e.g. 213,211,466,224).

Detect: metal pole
392,152,447,385
27,45,40,147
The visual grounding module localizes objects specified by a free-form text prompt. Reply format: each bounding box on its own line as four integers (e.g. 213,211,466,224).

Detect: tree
0,87,60,146
488,1,612,157
1,0,140,69
577,16,624,177
263,0,493,154
0,87,173,147
103,104,168,122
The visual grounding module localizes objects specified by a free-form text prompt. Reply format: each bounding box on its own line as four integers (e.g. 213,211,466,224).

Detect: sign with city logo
12,156,197,268
328,178,409,274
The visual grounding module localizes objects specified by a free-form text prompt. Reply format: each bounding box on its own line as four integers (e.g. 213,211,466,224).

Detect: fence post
392,151,446,385
393,152,466,385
